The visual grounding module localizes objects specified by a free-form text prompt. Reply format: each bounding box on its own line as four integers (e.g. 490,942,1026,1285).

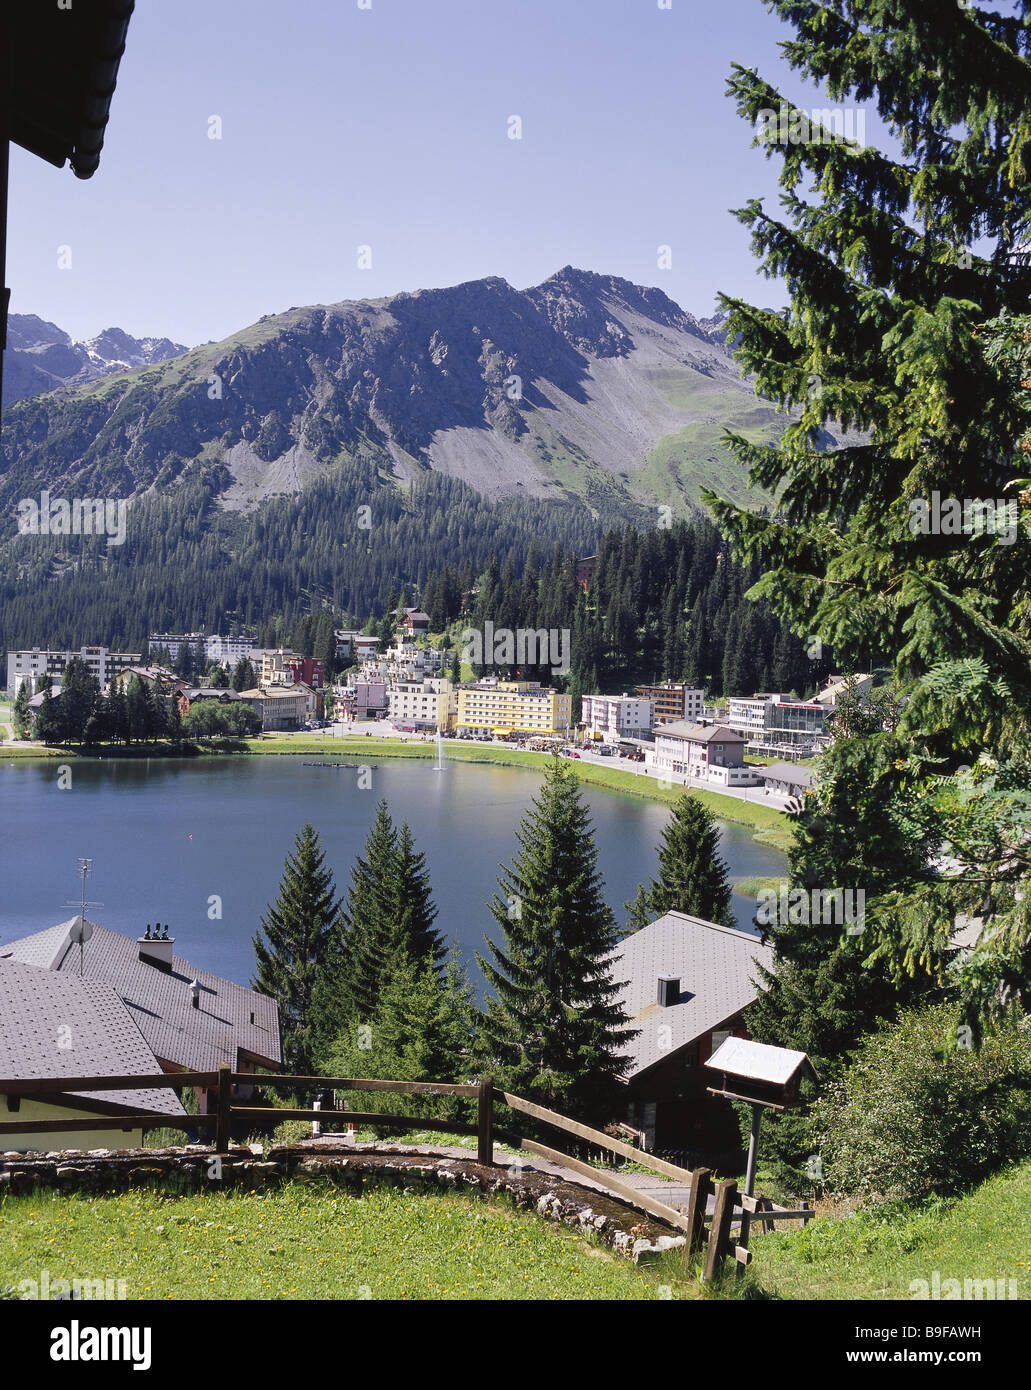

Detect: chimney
190,979,201,1009
138,923,175,970
657,975,680,1008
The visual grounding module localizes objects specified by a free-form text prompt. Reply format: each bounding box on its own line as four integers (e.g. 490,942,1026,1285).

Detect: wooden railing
0,1067,813,1281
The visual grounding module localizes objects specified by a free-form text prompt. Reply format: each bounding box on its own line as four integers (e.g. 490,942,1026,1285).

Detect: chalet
397,608,430,636
0,919,281,1119
176,686,245,718
609,912,773,1160
0,957,186,1152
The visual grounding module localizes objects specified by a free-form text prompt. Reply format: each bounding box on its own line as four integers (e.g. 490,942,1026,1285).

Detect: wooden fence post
477,1075,494,1166
702,1178,737,1283
683,1167,711,1266
215,1062,231,1155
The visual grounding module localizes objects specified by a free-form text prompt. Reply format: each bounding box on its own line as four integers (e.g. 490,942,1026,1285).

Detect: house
0,919,281,1118
815,673,874,708
335,631,381,662
110,664,179,693
759,761,814,799
609,912,774,1157
397,608,430,636
649,722,757,787
354,679,390,721
175,686,245,718
0,957,186,1152
237,686,308,730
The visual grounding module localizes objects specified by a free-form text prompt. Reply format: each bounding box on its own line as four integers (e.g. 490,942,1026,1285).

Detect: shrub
811,1002,1031,1202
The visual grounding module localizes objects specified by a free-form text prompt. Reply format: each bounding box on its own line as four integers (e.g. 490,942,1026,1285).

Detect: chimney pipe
190,979,201,1009
657,975,679,1008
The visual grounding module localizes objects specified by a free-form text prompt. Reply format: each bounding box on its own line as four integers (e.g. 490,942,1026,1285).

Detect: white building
649,721,759,787
7,647,142,696
726,693,826,756
387,678,455,731
581,694,653,740
205,635,259,665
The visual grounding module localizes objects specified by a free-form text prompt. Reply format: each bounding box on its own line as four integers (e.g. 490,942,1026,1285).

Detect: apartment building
581,694,653,740
7,647,142,695
388,678,456,731
335,630,381,662
456,681,572,737
634,683,705,726
237,686,307,731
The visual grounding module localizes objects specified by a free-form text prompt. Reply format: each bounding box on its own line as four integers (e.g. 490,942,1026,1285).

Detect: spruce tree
393,821,445,968
625,795,735,932
231,656,256,691
477,756,636,1122
252,824,343,1079
708,0,1031,1035
12,681,31,739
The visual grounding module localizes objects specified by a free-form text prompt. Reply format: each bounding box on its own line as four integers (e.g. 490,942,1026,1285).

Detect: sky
8,0,882,348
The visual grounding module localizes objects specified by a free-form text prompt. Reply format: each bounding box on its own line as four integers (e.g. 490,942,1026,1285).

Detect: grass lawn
738,1160,1031,1300
0,1181,692,1301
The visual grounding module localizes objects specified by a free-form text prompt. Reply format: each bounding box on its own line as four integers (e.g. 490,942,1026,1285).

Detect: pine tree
231,656,256,691
12,681,31,739
625,795,735,932
252,824,343,1079
477,756,636,1122
393,821,445,969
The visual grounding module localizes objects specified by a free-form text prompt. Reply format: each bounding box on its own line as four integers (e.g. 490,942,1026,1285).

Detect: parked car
569,751,581,758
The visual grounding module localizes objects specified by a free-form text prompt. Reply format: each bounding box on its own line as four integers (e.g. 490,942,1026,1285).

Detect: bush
811,1002,1031,1202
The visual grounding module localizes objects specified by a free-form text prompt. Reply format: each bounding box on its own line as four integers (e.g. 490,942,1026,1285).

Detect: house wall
0,1098,144,1152
624,1015,749,1157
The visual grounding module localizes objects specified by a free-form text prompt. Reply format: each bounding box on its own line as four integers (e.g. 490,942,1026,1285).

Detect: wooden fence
0,1067,813,1281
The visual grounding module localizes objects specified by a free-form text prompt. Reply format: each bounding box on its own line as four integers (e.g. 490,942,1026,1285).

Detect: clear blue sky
7,0,876,347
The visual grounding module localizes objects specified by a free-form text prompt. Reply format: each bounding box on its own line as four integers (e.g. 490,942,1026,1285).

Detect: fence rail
0,1066,814,1280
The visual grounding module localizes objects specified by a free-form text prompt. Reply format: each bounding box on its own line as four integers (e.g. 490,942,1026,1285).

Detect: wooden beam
236,1075,478,1096
477,1076,494,1166
703,1178,737,1282
0,1072,218,1096
682,1166,711,1261
506,1134,691,1233
233,1109,476,1134
0,1114,215,1135
500,1091,697,1184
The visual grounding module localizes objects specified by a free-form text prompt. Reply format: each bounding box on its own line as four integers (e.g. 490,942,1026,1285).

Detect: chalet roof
0,920,281,1073
9,0,135,179
609,912,773,1080
0,958,185,1118
705,1036,817,1087
656,722,747,743
760,762,813,788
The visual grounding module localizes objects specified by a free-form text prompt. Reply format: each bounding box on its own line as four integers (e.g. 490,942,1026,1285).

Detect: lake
0,755,785,993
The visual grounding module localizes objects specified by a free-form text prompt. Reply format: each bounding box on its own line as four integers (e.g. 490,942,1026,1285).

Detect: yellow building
456,681,572,737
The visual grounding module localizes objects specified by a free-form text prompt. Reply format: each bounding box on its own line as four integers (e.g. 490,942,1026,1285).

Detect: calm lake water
0,756,785,993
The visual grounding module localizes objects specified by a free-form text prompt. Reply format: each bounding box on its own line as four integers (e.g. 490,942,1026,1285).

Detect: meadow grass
0,1180,696,1301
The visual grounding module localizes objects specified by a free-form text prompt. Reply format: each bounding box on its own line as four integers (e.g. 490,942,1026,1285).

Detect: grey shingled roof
0,959,185,1117
0,919,281,1073
760,762,813,787
609,912,773,1080
656,722,748,742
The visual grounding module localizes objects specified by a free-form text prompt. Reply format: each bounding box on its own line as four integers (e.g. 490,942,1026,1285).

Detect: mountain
2,314,188,407
0,268,842,523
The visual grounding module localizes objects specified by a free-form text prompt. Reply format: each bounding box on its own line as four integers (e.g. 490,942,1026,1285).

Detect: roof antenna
63,858,103,976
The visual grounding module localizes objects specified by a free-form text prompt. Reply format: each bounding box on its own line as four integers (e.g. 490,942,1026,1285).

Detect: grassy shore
0,1180,693,1301
246,734,794,851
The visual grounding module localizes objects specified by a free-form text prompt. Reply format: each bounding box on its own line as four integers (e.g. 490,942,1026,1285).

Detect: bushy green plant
812,1003,1031,1202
